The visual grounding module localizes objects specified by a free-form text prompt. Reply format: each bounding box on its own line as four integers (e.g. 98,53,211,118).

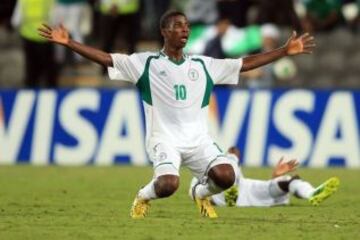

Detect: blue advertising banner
0,88,359,167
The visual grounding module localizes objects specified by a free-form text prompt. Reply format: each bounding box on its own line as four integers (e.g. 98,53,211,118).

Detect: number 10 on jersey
174,84,187,100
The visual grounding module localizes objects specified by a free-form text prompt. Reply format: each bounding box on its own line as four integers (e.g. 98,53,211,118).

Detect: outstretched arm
272,157,299,178
38,24,113,67
241,31,315,72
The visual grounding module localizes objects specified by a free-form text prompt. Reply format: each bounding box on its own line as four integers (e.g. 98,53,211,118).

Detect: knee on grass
208,164,235,190
154,175,180,198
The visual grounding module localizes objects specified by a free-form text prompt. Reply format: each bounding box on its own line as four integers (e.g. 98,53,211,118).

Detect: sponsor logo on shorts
159,152,167,161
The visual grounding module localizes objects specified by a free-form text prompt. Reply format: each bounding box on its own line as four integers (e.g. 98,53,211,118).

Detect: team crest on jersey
188,68,199,81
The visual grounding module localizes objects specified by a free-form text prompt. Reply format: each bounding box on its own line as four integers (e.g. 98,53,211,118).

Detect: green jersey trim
159,51,186,65
192,58,214,108
136,54,160,105
169,58,185,65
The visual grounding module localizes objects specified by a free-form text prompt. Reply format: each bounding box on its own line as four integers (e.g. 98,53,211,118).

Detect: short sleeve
107,53,144,84
208,57,243,85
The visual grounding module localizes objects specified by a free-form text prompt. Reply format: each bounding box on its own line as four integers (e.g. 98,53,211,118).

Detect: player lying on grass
38,10,315,219
190,147,340,207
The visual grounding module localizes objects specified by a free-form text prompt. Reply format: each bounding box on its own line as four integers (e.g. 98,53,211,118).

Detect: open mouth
180,36,188,43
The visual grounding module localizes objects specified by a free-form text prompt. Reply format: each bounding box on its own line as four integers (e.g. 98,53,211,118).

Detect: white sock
194,178,223,199
137,179,158,200
289,179,315,199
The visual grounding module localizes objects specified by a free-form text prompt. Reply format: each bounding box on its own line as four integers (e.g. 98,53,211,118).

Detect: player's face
163,15,190,49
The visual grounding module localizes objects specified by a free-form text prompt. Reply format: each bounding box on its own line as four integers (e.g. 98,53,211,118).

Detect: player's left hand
272,157,299,178
284,31,315,56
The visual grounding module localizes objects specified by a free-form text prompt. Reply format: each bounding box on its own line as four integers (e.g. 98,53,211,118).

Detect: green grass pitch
0,166,359,240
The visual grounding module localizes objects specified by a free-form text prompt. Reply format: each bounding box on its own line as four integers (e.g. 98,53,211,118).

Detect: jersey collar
160,50,186,65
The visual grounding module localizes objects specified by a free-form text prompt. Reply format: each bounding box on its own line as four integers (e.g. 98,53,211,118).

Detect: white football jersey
108,51,242,147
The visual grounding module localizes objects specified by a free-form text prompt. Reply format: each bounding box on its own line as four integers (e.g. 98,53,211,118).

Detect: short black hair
159,10,186,29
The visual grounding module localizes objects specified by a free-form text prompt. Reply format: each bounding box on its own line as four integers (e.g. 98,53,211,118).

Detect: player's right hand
38,24,70,45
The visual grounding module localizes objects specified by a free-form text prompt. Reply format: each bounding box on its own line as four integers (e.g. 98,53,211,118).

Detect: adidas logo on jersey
159,70,167,77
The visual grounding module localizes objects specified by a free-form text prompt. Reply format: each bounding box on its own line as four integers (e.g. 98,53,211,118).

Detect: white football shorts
146,136,235,179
